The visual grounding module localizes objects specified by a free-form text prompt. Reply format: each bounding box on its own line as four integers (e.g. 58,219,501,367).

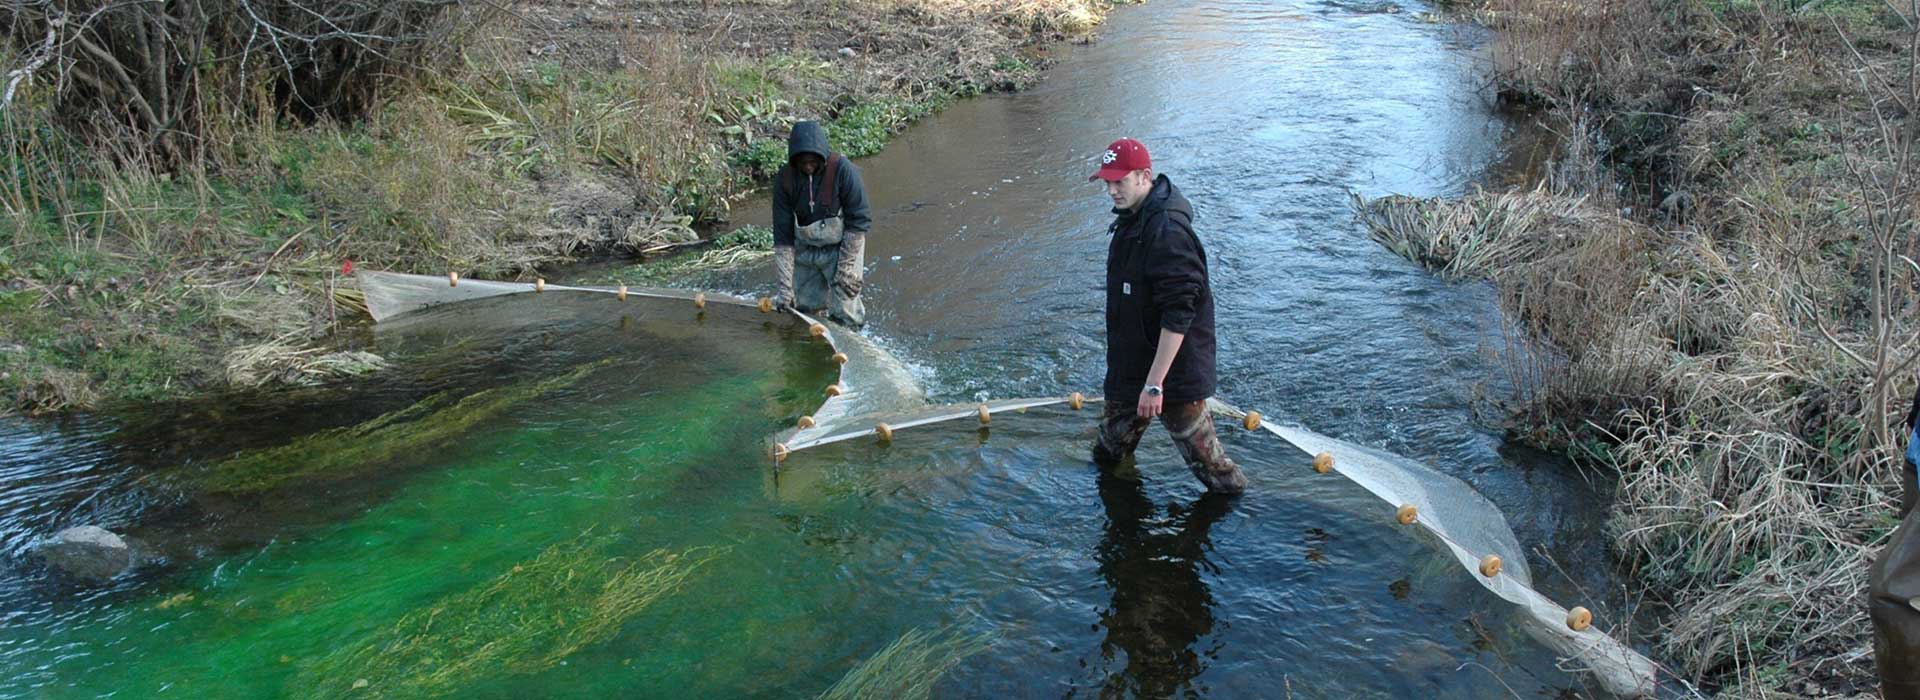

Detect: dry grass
928,0,1119,34
224,338,389,388
1358,179,1910,693
0,0,1126,412
1362,2,1920,692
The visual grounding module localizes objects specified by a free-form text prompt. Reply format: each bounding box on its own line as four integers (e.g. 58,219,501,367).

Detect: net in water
356,271,1664,697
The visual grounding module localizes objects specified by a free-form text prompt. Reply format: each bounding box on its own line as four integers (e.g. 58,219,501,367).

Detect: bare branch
2,7,62,109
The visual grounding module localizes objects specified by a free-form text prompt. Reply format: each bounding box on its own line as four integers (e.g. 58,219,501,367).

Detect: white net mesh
1209,402,1657,697
355,271,1664,697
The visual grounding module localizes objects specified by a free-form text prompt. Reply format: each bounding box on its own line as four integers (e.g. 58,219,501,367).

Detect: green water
3,297,934,699
2,292,1620,699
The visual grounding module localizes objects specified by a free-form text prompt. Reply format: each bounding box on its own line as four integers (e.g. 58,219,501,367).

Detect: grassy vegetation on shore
1360,1,1919,695
0,0,1126,414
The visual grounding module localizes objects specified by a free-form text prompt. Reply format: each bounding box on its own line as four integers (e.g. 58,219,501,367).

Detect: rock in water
40,526,132,579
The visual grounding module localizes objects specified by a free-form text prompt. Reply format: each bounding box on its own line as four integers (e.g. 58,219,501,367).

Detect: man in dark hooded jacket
1871,384,1920,700
772,121,872,327
1087,137,1246,495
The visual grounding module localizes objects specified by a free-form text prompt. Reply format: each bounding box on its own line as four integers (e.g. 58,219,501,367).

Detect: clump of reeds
224,337,389,388
161,359,613,494
817,626,994,700
299,538,726,699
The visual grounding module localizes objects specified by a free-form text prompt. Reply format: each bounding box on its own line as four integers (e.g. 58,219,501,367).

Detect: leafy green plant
710,95,795,146
733,139,789,176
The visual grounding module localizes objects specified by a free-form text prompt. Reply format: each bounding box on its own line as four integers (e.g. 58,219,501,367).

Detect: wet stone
38,526,134,580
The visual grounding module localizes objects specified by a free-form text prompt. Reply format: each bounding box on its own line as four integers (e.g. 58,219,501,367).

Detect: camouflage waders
1092,399,1247,495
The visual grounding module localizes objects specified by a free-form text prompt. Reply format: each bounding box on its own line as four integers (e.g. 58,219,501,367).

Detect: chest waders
1871,421,1920,700
776,155,865,327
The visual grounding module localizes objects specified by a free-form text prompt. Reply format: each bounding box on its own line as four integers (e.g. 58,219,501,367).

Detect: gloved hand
773,244,796,309
834,232,865,298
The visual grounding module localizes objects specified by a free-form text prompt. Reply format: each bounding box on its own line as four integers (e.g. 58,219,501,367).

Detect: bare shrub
2,0,483,168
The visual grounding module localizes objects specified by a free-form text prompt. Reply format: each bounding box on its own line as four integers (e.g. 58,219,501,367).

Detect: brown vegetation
1362,1,1920,695
0,0,1124,413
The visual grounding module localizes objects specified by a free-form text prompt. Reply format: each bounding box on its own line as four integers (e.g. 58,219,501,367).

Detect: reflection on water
1083,467,1234,699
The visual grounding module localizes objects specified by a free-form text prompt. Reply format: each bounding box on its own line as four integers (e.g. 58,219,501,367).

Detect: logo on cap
1090,137,1151,182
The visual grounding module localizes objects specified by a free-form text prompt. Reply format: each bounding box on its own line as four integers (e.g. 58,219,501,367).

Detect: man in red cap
1088,138,1246,494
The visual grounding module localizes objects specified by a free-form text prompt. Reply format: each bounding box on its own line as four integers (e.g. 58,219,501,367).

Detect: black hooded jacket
1104,175,1218,404
772,121,871,247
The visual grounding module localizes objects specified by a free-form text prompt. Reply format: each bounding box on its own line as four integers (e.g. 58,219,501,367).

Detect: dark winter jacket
772,121,871,247
1870,379,1920,699
1103,175,1218,404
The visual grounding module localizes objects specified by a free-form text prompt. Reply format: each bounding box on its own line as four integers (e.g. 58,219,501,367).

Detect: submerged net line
355,271,1676,698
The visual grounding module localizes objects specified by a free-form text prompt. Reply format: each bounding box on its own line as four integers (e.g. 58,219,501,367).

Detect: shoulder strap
821,154,841,214
782,156,843,216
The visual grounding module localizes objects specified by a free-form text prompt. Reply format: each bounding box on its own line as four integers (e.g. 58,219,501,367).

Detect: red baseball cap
1090,138,1151,182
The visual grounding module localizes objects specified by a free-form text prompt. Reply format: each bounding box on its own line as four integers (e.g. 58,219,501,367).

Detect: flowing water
0,1,1635,698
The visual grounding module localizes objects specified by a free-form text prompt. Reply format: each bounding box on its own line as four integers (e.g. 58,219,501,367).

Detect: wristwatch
1143,384,1163,397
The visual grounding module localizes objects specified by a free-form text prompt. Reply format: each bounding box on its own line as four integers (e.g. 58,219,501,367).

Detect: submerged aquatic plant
817,626,994,700
158,358,615,494
601,225,775,286
299,538,726,699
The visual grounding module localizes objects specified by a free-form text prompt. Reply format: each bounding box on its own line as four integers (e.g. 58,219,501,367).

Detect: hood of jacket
788,121,831,166
1113,175,1190,237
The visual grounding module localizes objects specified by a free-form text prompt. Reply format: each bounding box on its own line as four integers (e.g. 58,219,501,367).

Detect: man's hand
1137,328,1185,419
1137,388,1164,418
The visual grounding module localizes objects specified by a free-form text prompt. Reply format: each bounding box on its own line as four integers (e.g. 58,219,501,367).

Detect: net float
1566,606,1593,632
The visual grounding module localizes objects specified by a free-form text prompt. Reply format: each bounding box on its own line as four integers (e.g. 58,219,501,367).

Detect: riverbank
1362,1,1915,696
0,0,1124,414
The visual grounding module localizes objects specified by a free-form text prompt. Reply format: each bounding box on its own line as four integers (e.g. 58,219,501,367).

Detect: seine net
355,271,1664,697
